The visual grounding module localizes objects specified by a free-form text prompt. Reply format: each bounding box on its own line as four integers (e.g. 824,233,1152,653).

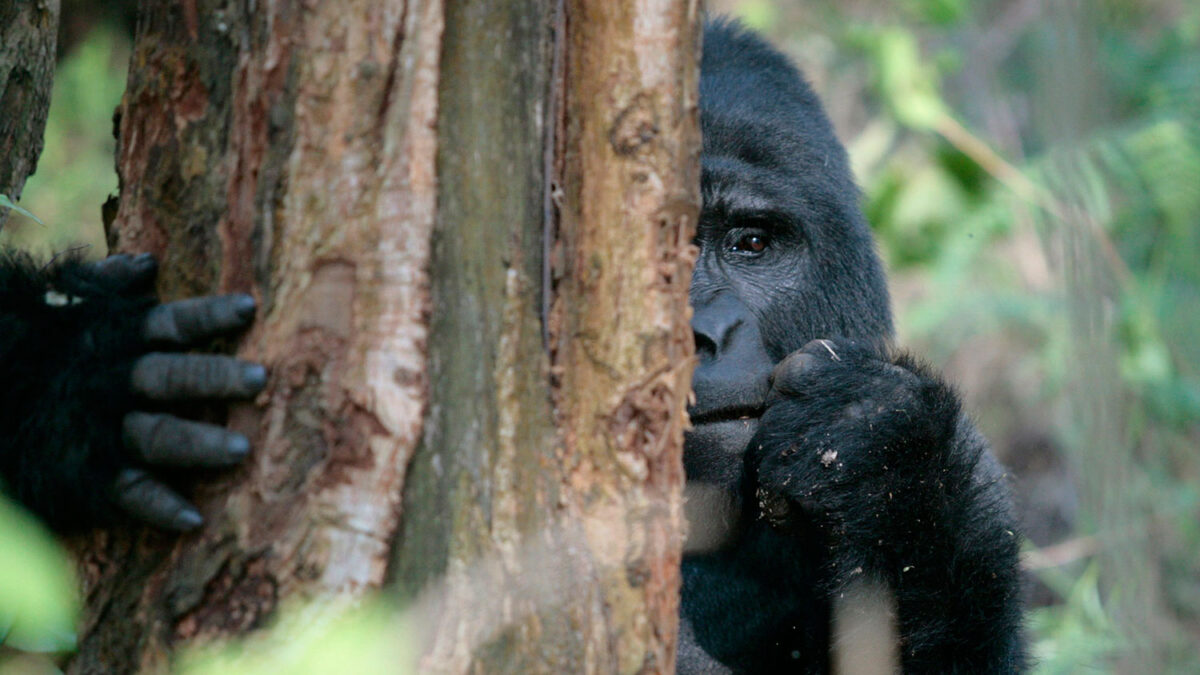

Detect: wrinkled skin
676,21,1024,674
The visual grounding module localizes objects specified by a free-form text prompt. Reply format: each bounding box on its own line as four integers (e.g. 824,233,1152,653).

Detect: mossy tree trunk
76,0,699,672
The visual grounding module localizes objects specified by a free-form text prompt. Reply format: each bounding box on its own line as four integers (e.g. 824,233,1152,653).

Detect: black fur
680,20,1025,673
0,252,152,529
698,19,892,359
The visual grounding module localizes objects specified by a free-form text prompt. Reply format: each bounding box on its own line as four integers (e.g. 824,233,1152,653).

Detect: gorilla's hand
0,252,266,532
104,254,266,531
746,338,962,565
743,338,1024,667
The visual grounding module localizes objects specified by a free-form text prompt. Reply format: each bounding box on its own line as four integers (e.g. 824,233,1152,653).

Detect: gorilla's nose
689,293,774,422
692,293,748,362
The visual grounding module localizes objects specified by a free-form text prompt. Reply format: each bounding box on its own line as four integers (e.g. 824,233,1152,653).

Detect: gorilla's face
685,44,893,493
684,157,796,489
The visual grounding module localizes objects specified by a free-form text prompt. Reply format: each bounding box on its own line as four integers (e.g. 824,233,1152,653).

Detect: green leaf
0,195,44,225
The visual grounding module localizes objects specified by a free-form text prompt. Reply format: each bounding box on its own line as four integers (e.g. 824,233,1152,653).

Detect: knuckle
199,356,236,395
174,299,209,341
185,298,221,335
209,296,237,326
146,414,174,455
132,353,170,396
164,356,187,393
187,357,214,392
145,305,184,343
771,352,818,392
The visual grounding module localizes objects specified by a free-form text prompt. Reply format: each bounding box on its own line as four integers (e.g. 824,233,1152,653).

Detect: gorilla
0,16,1023,674
676,20,1024,673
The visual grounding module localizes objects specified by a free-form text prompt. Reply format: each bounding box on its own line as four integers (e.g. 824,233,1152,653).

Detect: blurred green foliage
176,600,418,675
0,24,127,258
0,22,124,672
0,496,78,659
0,197,42,225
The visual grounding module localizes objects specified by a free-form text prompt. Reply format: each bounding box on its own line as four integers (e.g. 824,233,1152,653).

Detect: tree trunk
77,0,699,672
73,2,441,670
0,0,59,222
392,1,699,672
546,1,700,670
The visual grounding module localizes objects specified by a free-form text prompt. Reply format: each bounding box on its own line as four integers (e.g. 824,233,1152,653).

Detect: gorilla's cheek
684,418,760,487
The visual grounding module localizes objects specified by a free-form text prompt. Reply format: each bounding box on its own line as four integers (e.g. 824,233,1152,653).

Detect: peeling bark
71,2,441,670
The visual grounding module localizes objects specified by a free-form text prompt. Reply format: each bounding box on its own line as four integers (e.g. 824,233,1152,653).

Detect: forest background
2,0,1198,672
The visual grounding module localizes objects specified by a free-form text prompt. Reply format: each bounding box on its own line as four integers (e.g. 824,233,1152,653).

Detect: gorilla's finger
111,468,203,531
123,412,251,468
91,253,157,292
769,350,820,396
130,353,267,400
143,294,257,345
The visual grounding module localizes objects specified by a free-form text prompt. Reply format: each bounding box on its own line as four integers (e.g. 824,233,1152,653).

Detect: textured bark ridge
391,1,699,672
0,0,59,220
550,2,702,672
72,2,442,671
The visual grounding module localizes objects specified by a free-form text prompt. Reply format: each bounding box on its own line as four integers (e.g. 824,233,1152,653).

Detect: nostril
695,330,719,360
692,314,743,361
691,294,747,360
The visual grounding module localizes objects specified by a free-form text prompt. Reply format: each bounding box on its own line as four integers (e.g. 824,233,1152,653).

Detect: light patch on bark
270,0,444,595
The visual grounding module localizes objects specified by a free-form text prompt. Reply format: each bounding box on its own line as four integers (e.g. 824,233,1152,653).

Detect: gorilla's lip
688,404,764,426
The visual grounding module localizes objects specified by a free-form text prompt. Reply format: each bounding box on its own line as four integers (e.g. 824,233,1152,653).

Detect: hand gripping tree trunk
76,1,699,673
74,2,442,670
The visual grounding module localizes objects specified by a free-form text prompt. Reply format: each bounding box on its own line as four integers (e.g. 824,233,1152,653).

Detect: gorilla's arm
750,339,1025,672
0,251,265,531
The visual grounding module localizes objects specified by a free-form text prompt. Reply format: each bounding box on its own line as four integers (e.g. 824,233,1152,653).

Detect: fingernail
226,434,251,460
134,252,156,269
233,293,256,320
243,364,268,391
175,509,204,531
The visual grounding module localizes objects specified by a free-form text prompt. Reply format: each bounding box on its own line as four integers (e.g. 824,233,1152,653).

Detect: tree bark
77,0,699,672
392,1,699,673
548,1,700,671
73,2,441,671
0,0,59,223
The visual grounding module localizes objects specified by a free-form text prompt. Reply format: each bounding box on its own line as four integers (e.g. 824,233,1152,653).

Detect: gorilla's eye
728,231,769,255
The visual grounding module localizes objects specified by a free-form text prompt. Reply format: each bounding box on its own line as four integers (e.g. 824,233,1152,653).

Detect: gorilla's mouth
683,404,763,484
